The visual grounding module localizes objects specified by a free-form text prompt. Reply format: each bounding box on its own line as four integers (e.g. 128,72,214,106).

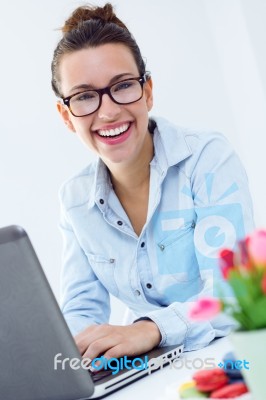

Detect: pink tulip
189,298,221,321
248,229,266,266
262,273,266,295
219,249,235,279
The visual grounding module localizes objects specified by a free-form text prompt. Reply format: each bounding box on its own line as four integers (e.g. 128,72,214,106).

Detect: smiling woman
51,2,255,361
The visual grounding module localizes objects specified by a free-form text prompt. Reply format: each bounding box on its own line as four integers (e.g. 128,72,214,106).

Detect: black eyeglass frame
62,72,151,117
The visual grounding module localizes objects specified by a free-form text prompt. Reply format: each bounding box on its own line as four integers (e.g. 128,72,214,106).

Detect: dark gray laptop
0,225,183,400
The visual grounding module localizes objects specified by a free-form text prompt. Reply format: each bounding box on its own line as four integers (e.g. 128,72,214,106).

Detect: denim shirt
59,116,254,351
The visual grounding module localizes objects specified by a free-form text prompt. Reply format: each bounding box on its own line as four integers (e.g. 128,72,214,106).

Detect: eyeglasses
62,72,151,117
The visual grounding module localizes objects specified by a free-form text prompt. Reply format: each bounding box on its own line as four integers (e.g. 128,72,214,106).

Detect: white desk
106,337,235,399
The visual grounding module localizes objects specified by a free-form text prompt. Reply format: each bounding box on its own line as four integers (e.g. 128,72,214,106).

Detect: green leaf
244,297,266,329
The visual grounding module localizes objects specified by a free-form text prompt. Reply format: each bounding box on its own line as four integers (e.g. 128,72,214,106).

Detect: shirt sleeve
59,204,111,336
141,302,235,351
140,132,255,351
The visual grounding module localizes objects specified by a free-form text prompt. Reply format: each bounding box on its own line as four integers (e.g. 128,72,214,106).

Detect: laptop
0,225,183,400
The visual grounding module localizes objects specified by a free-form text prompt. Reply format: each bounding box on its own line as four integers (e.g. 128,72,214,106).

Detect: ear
144,78,153,112
56,101,76,133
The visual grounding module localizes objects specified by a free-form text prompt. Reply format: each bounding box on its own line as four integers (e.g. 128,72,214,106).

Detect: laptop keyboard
90,368,113,382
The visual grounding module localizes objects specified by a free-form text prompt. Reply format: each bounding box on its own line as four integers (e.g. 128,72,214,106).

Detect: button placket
135,234,155,298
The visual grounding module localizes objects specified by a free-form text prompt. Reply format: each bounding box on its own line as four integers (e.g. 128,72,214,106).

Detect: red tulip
219,249,235,279
238,237,251,265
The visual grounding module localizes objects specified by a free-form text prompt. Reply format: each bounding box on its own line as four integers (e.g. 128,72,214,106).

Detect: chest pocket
86,253,119,297
156,222,200,282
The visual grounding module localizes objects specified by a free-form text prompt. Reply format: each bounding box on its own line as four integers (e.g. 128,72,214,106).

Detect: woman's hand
74,321,161,360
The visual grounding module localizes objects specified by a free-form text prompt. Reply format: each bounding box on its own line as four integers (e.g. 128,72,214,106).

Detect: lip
94,122,132,146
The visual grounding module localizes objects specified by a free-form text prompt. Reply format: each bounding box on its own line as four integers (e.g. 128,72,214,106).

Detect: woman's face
57,43,153,167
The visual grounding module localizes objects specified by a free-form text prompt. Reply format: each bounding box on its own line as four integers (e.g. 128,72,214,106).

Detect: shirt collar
87,158,112,210
151,116,192,170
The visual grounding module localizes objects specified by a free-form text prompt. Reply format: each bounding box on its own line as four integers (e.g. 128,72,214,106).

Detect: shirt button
140,242,145,248
159,244,165,251
134,289,141,296
146,283,152,289
99,199,104,205
117,220,123,226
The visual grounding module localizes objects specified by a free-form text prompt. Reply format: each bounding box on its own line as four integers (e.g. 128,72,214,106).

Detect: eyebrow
68,73,136,94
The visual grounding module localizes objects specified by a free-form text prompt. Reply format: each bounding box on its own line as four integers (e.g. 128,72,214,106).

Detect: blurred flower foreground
189,229,266,331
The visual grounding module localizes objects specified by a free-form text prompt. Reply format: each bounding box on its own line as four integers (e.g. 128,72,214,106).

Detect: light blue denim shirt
59,117,254,351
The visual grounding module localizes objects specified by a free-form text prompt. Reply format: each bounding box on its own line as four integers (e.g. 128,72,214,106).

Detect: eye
72,91,98,103
113,80,135,92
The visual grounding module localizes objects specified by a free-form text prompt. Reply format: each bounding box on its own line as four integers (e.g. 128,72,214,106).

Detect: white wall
1,0,265,323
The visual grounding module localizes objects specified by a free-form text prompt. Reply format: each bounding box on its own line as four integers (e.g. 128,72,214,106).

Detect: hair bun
62,3,128,34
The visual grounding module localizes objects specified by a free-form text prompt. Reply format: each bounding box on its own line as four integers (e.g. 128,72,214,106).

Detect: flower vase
229,329,266,400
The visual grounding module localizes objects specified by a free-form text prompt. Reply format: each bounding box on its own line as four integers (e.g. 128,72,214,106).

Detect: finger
83,334,122,360
75,328,95,355
104,343,134,360
75,325,109,355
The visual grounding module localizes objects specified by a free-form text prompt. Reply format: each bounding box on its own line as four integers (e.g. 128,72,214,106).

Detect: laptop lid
0,225,94,400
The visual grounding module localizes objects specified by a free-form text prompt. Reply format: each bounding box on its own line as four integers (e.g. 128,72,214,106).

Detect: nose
97,93,121,121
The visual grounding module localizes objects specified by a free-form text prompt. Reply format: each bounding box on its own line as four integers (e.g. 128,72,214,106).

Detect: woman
51,3,254,361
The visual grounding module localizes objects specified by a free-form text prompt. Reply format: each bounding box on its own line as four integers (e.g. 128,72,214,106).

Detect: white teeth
98,123,129,137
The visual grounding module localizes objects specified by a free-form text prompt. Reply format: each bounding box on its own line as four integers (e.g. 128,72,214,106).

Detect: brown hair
51,3,146,97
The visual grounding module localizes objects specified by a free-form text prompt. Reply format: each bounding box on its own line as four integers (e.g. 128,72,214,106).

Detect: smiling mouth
96,123,131,138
